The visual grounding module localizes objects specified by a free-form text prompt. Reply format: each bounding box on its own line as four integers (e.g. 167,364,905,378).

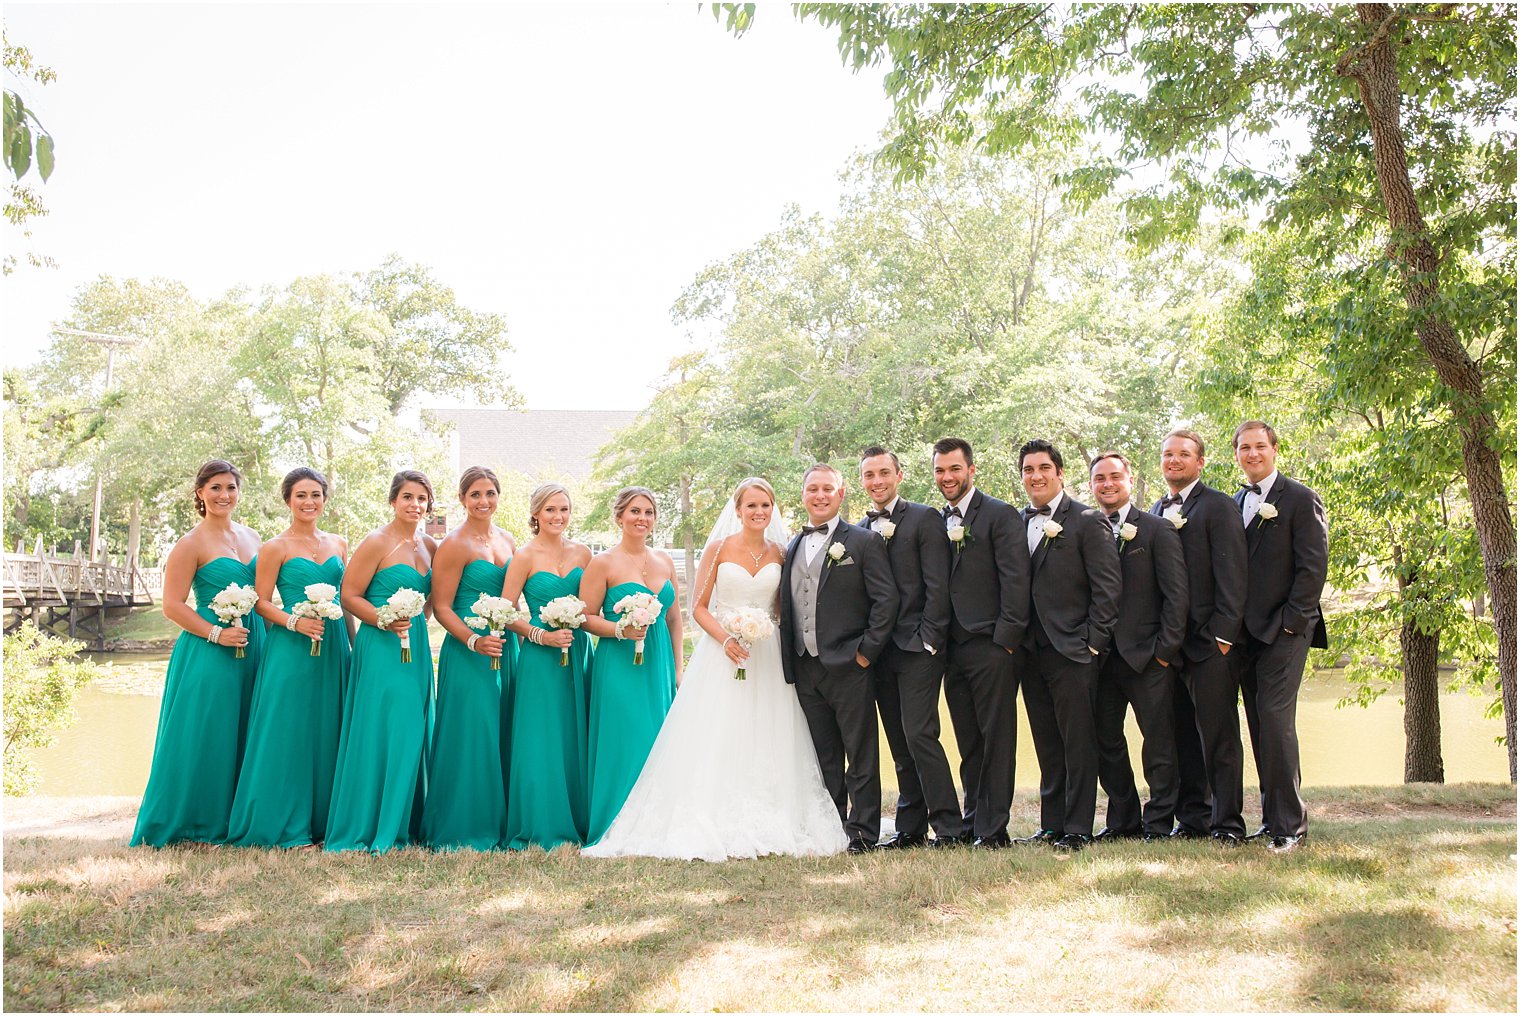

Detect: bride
581,477,847,860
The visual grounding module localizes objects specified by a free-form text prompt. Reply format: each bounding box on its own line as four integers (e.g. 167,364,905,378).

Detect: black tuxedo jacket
778,519,900,683
943,489,1029,650
1025,493,1122,664
858,499,951,654
1235,474,1330,650
1109,504,1189,671
1149,481,1247,664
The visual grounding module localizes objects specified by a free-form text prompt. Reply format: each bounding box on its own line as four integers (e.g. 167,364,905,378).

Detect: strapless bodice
711,561,780,615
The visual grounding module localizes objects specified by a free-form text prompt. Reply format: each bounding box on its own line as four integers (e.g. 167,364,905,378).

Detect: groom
780,463,900,854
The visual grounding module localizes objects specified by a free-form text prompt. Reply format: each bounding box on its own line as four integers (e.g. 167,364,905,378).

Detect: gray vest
790,538,828,657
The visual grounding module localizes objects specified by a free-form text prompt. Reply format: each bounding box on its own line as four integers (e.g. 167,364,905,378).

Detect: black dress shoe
1211,830,1244,847
1053,833,1092,853
1094,826,1143,842
1245,825,1270,842
971,832,1012,849
1267,834,1306,854
1014,829,1060,846
927,834,968,848
878,832,928,850
1169,826,1208,840
1141,831,1169,843
846,838,876,855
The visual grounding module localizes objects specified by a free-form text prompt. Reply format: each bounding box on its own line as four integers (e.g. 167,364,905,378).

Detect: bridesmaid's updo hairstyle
388,469,435,512
731,477,776,511
612,486,658,522
192,459,243,517
280,466,328,503
528,482,571,535
457,465,500,499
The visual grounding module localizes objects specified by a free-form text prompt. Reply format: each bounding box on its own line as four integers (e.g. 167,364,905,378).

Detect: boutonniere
1162,506,1188,530
878,520,897,542
1256,502,1278,522
826,542,846,567
1118,522,1138,543
1039,520,1063,550
947,524,967,552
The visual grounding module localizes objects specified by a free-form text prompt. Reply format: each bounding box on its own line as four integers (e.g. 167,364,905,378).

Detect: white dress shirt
802,515,839,566
1164,478,1200,507
1106,501,1133,536
1241,470,1280,526
943,488,975,532
868,496,900,535
1026,490,1066,555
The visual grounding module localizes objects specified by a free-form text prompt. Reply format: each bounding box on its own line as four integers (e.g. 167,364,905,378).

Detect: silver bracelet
286,614,300,632
207,625,223,644
466,633,482,652
722,635,737,650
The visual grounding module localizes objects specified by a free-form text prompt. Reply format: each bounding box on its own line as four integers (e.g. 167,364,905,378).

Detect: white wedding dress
581,562,848,861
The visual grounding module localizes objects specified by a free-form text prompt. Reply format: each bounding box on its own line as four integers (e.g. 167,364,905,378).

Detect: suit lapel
1246,478,1286,556
1115,504,1132,556
818,525,844,593
949,491,979,574
1031,495,1068,574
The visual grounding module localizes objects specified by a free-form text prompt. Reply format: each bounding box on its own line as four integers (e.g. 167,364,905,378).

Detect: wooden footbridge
3,538,161,647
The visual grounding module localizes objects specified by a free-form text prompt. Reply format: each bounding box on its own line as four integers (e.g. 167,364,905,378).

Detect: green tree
747,1,1519,777
3,623,99,795
2,30,57,275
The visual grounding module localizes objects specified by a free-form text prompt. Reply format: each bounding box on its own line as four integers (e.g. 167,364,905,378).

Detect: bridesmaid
419,466,517,851
582,487,682,845
324,470,437,853
502,483,593,850
225,467,350,848
131,460,262,847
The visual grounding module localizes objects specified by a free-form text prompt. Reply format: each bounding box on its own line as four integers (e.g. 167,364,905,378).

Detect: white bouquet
612,591,664,665
721,607,775,681
375,587,428,663
464,593,527,671
290,582,344,656
209,582,260,658
538,595,587,667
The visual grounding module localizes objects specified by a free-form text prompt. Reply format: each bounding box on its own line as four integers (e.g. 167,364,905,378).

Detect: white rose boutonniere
1038,519,1063,550
1257,502,1279,521
878,520,897,542
947,525,966,552
826,542,846,566
1163,506,1188,530
1118,522,1139,543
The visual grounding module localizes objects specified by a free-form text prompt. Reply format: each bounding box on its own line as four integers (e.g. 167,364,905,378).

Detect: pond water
21,653,1512,797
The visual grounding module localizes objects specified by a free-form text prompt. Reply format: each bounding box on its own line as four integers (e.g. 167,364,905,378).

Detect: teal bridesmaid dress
419,558,514,851
323,564,433,853
504,568,591,850
585,580,678,844
225,556,350,848
131,556,263,847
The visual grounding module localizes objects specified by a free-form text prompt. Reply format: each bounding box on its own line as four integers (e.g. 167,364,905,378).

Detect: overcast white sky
2,2,895,410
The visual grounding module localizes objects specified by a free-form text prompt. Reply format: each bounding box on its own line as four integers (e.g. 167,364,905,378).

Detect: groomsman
858,446,965,848
1150,428,1249,843
779,463,900,854
1232,421,1328,854
932,438,1029,848
1015,439,1121,852
1087,451,1188,841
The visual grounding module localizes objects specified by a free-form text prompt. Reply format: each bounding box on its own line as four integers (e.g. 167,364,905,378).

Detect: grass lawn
3,784,1514,1012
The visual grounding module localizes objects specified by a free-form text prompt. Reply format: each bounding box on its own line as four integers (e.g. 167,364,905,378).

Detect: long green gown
419,558,514,851
225,556,350,848
504,568,591,850
585,580,678,844
130,555,263,847
323,564,432,854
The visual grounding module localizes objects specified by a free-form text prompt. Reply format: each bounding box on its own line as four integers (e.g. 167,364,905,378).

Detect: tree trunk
1401,616,1444,783
127,498,142,565
1342,3,1518,781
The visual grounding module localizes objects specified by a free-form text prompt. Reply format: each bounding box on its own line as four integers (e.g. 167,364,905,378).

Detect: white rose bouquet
612,591,663,665
291,582,344,656
539,595,587,666
464,593,527,671
721,607,775,681
209,582,260,658
375,587,428,663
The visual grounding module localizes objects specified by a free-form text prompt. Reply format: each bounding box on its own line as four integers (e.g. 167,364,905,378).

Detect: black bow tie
943,505,962,520
1107,511,1122,523
801,523,829,536
1239,482,1262,495
865,509,890,521
1160,493,1183,508
1023,504,1052,520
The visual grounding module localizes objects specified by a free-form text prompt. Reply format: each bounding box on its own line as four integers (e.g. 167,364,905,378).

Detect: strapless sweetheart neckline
716,560,781,579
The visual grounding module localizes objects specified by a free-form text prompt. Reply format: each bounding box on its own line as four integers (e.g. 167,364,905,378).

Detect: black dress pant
793,652,881,843
942,630,1017,839
875,642,965,840
1173,648,1247,837
1020,640,1099,837
1238,627,1312,838
1095,654,1179,836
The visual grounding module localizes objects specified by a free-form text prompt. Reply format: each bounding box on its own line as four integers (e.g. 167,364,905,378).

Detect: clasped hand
472,634,505,658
